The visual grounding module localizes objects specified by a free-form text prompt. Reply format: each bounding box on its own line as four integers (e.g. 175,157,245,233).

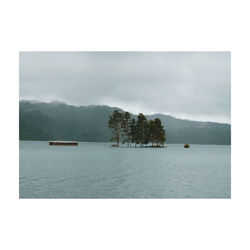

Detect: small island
108,110,166,147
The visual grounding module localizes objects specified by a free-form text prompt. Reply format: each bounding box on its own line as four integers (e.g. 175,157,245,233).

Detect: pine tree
129,117,138,147
147,119,166,146
137,113,148,147
154,118,166,146
148,119,158,146
108,110,123,146
121,111,132,147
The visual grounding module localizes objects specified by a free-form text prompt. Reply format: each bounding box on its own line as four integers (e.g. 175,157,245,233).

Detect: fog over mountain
19,52,231,123
19,100,231,145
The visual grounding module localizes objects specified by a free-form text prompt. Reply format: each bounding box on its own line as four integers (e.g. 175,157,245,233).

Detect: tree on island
108,110,166,147
152,118,166,146
137,113,149,147
108,110,123,146
129,117,139,146
148,119,158,146
121,111,132,147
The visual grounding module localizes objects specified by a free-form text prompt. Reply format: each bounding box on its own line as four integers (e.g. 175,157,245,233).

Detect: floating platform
49,141,78,146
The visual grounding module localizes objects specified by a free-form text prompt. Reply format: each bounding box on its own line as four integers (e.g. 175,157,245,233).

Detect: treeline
108,110,166,147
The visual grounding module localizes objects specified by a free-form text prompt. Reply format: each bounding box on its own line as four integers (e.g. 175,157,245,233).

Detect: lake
19,141,231,198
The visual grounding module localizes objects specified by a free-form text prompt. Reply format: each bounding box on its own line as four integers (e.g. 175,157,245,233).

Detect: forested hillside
19,100,231,144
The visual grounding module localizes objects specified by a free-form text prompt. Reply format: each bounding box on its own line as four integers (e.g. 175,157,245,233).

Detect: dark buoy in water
184,144,190,148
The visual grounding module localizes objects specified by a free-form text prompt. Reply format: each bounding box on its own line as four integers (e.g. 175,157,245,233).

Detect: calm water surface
19,141,231,198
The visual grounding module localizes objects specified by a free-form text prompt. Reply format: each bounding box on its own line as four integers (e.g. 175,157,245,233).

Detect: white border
1,0,249,249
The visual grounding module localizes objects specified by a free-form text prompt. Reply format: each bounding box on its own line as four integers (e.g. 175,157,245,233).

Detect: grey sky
19,52,231,123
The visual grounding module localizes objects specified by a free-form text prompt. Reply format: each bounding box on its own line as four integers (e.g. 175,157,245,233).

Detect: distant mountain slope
147,114,231,144
19,100,231,144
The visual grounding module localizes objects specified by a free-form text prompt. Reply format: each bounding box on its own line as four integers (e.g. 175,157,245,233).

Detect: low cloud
20,51,231,123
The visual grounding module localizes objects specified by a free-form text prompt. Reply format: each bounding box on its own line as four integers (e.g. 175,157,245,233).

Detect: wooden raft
49,141,78,146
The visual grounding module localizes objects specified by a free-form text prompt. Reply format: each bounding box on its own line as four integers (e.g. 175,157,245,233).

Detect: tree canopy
108,110,166,147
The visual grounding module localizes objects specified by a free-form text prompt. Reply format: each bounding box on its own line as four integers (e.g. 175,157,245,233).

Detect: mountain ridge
19,100,231,144
19,99,230,125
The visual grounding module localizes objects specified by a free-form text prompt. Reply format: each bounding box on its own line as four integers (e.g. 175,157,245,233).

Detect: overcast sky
19,52,231,123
